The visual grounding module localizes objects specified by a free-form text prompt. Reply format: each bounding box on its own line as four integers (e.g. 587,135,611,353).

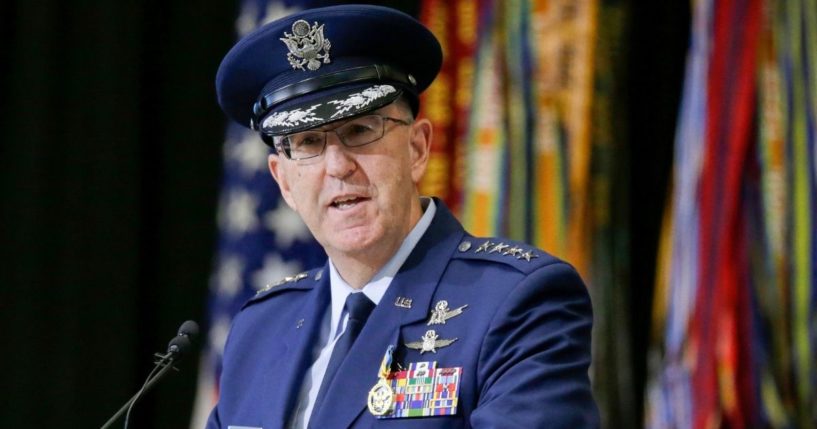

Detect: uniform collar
327,197,436,339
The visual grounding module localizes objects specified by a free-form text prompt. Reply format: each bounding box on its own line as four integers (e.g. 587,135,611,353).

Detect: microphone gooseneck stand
100,321,199,429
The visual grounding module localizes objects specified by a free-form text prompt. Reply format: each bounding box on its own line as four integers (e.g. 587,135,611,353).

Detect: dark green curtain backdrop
0,1,687,428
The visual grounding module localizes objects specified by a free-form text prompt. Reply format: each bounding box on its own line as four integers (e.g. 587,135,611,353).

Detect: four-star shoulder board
255,271,309,295
456,238,542,264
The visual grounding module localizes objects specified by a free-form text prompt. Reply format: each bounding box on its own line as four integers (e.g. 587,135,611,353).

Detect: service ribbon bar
376,361,462,419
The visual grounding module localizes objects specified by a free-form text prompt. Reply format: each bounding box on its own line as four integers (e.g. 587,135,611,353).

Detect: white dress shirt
288,198,437,429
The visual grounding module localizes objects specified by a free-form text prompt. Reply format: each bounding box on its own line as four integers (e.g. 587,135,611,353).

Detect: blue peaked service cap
215,4,443,139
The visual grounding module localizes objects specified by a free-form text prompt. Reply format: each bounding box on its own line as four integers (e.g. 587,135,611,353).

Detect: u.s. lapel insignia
428,300,468,325
375,361,463,418
394,297,413,309
405,330,457,354
280,19,332,71
368,345,396,416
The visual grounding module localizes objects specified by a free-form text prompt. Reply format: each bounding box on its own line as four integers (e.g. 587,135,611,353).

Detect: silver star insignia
405,330,458,354
474,240,494,253
489,242,509,253
518,250,539,262
428,300,468,325
283,272,308,283
503,246,524,257
257,271,309,295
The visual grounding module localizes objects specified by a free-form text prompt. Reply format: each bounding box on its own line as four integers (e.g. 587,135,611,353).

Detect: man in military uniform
209,4,598,429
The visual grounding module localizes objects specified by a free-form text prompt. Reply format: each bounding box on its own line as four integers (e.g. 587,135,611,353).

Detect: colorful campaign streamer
420,1,632,426
647,0,816,427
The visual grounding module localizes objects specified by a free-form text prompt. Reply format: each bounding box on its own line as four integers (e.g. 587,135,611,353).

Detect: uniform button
458,241,472,252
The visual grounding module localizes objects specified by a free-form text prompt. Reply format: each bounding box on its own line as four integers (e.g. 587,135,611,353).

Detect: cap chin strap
251,64,417,130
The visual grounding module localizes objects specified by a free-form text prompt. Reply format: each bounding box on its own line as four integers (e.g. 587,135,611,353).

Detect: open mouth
330,196,370,210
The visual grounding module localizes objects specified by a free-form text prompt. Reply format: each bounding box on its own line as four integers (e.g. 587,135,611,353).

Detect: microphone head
178,320,200,339
167,335,193,359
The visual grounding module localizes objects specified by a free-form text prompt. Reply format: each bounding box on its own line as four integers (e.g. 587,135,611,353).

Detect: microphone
178,320,200,337
167,320,199,358
100,320,200,429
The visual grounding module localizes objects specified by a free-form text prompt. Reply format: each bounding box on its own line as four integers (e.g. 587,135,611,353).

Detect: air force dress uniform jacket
207,201,599,429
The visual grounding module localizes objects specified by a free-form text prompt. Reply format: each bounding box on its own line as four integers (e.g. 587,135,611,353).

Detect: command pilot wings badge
405,330,457,354
280,19,332,71
428,300,468,325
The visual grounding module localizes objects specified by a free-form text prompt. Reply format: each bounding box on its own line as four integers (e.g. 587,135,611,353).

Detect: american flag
190,1,329,427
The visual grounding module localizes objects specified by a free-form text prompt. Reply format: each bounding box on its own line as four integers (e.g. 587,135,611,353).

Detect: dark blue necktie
311,292,375,420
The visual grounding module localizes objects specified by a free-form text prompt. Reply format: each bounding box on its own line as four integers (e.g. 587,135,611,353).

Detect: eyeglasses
271,114,411,161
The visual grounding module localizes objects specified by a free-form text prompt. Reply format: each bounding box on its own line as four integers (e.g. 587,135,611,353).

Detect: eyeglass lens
284,115,387,160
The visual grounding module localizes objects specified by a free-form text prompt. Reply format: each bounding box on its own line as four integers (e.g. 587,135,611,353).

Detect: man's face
267,101,432,260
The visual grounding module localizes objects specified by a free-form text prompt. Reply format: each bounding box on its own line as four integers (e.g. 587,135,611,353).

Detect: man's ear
268,153,298,211
408,118,432,184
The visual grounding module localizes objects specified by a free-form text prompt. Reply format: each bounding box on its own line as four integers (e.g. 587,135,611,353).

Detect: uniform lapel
308,202,465,428
263,267,331,429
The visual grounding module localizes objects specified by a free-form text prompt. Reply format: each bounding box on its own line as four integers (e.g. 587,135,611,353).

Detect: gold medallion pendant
367,378,395,416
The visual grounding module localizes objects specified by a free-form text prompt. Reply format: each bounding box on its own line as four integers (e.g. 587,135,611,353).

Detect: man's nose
323,134,357,178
